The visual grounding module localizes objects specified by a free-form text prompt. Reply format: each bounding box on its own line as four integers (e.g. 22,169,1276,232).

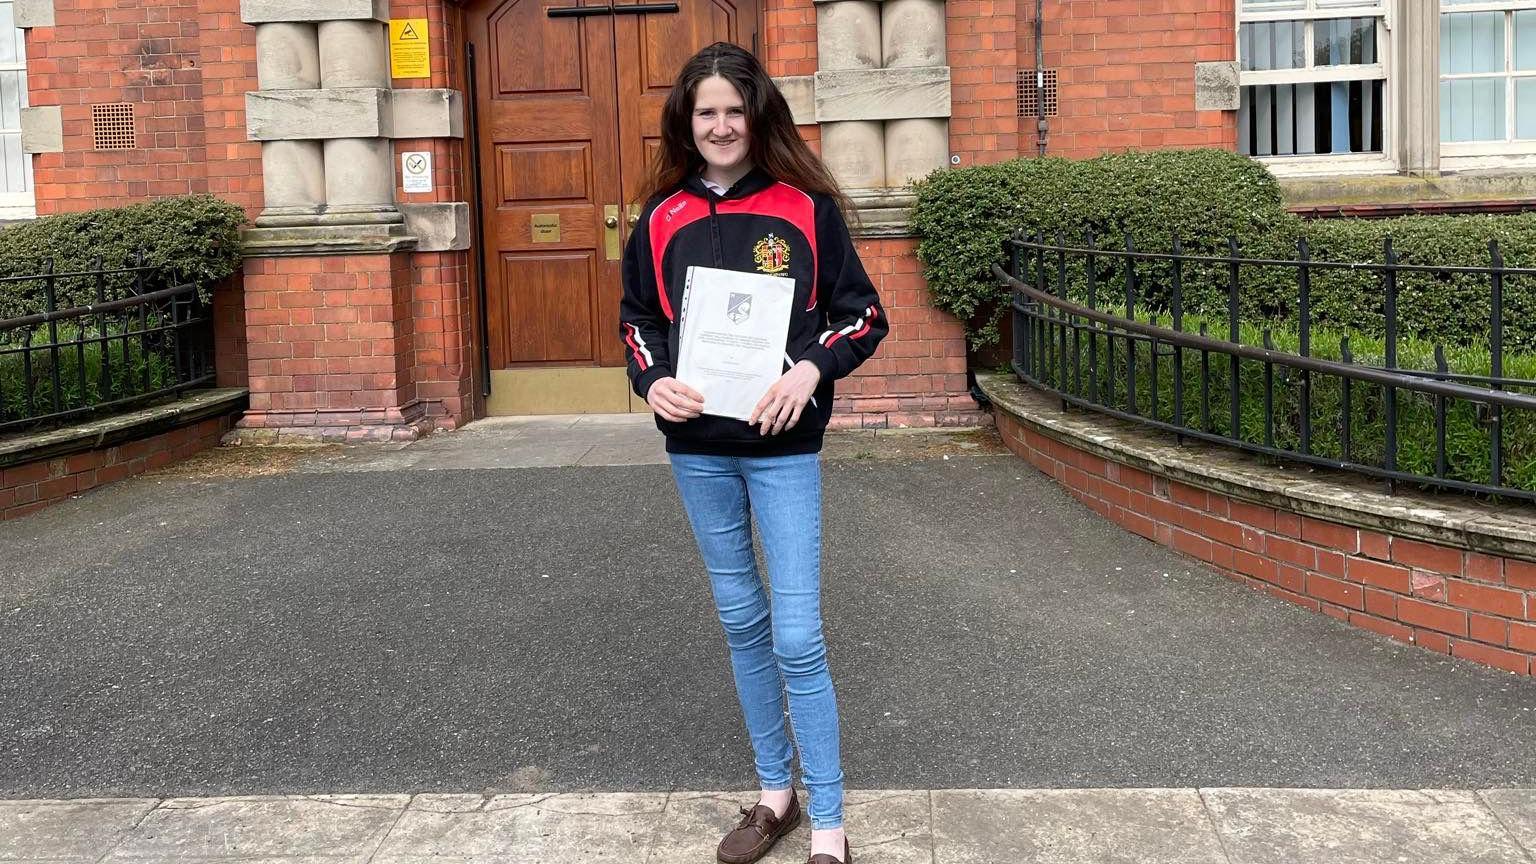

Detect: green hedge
0,195,247,321
911,149,1536,352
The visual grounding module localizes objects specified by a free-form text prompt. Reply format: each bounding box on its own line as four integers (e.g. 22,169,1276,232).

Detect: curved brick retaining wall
0,390,246,521
980,375,1536,678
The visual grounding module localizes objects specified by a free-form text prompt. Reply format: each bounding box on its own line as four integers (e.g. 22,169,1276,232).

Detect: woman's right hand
646,377,706,422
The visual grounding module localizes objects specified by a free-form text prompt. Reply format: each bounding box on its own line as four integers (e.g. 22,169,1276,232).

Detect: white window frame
1439,0,1536,159
1237,0,1396,176
0,2,33,220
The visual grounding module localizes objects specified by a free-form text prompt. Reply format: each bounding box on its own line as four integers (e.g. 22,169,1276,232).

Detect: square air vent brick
91,103,136,151
1017,69,1059,118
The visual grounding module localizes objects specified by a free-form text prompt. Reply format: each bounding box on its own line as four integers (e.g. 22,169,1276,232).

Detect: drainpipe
1035,0,1047,156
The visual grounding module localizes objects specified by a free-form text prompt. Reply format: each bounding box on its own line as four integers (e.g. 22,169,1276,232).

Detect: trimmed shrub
912,149,1536,352
0,195,247,321
910,149,1298,347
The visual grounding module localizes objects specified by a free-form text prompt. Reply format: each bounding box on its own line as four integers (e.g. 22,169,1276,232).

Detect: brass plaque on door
531,214,561,243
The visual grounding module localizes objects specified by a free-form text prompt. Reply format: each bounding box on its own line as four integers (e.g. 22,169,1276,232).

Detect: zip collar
682,167,775,201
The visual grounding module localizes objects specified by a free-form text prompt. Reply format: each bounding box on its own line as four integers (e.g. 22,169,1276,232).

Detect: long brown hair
635,41,853,221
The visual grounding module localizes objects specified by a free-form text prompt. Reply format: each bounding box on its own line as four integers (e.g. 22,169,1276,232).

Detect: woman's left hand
749,360,822,436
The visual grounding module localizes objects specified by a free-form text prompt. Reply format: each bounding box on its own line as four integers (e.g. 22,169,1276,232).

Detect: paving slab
11,788,1534,863
931,788,1227,864
1199,788,1531,864
100,795,407,863
0,798,155,862
1478,788,1536,853
371,792,667,864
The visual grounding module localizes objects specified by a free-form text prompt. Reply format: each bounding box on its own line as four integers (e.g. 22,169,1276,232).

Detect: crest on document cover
753,233,790,274
728,292,753,325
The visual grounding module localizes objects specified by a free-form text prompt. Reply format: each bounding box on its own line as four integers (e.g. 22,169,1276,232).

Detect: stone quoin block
241,0,389,24
246,88,393,141
815,66,952,123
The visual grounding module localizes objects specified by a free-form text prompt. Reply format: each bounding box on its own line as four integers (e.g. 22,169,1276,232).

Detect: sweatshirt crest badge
753,234,790,274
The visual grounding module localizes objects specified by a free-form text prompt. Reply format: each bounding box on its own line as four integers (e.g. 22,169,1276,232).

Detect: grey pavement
2,415,1536,861
4,788,1536,863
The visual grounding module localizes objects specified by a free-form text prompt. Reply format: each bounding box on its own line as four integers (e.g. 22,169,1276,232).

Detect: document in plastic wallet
674,265,796,421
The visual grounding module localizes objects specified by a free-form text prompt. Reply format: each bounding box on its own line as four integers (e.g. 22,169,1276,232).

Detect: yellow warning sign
389,18,430,79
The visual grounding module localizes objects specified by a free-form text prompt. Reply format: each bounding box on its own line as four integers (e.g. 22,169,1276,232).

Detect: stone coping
977,373,1536,564
0,389,249,470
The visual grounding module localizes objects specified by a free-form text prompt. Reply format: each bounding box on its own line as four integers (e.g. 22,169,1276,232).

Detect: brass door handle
604,215,619,228
627,213,639,226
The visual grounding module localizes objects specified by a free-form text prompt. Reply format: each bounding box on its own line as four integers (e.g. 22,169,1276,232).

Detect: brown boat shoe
716,789,802,864
807,837,851,864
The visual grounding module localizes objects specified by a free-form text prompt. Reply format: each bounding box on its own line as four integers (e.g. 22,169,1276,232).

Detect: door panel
613,0,757,214
471,0,757,370
498,253,598,363
471,0,620,368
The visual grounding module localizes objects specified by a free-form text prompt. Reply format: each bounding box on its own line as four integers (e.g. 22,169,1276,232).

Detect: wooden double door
469,0,756,370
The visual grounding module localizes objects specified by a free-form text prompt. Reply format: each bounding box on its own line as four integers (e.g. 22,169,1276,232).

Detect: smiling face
690,74,752,184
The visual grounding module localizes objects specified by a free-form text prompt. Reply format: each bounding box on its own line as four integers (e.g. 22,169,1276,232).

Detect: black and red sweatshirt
620,168,888,457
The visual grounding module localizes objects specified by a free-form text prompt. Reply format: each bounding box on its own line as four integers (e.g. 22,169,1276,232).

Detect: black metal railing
0,258,214,434
997,231,1536,502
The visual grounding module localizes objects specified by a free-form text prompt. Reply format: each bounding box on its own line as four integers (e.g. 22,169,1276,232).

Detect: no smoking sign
401,151,433,193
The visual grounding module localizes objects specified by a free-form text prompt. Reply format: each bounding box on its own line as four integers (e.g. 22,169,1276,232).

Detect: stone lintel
19,106,63,153
815,66,951,123
247,88,391,140
390,89,465,139
399,203,471,251
1194,61,1240,111
241,0,389,24
13,0,55,28
241,223,418,257
773,76,816,126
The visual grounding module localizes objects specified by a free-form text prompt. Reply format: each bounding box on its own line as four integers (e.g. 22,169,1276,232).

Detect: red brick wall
950,0,1020,166
391,0,477,429
237,253,430,441
764,0,815,77
1026,0,1236,158
1,414,235,520
198,0,262,217
996,412,1536,678
831,238,982,428
24,0,210,215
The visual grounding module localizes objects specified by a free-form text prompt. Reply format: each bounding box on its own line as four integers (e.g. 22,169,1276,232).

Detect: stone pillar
313,21,395,225
878,0,947,190
880,0,944,68
823,121,887,190
812,0,952,229
317,19,388,87
816,1,882,70
255,22,324,224
817,0,882,192
884,117,947,187
237,0,451,443
1394,1,1440,174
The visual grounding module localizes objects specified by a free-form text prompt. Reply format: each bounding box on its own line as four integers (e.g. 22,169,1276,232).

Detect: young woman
619,41,887,864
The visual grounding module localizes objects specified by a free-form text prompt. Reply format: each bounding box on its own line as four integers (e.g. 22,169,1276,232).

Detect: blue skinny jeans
669,452,844,830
